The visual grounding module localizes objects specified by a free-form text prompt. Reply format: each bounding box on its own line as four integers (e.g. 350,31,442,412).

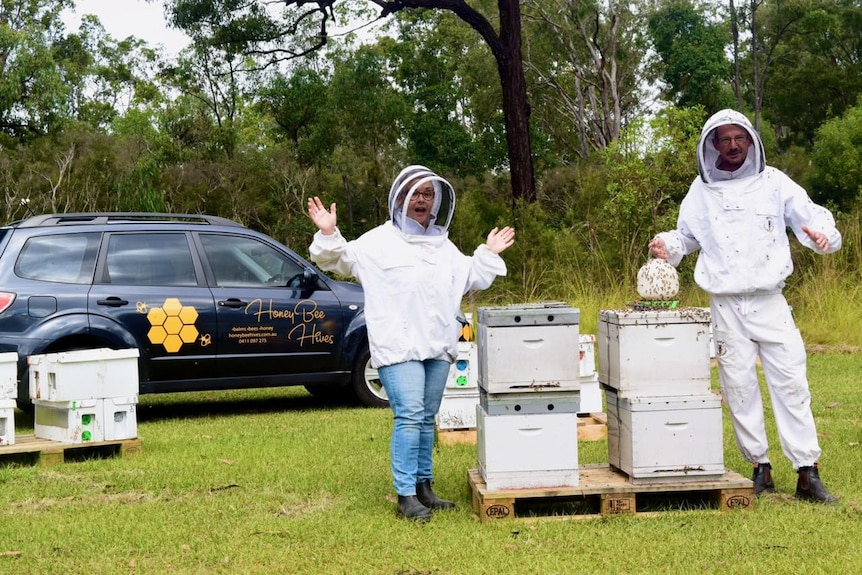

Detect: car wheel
351,347,388,408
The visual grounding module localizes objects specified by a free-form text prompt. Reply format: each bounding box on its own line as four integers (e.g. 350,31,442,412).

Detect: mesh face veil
388,165,455,235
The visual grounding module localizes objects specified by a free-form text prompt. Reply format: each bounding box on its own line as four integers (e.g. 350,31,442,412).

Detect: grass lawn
1,352,860,574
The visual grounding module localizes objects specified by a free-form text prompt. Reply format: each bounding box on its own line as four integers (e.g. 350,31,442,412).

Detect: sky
62,0,191,56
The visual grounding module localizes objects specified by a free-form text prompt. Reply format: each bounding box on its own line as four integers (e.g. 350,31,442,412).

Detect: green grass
1,352,860,574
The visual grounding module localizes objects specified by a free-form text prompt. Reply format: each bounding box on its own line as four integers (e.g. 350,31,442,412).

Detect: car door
88,231,219,384
196,232,346,381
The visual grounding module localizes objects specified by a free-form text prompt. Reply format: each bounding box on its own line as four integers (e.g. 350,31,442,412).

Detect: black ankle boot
396,495,432,522
752,462,776,495
795,464,838,504
416,479,456,511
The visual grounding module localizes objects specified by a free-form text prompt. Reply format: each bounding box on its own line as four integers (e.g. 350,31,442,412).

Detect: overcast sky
62,0,190,56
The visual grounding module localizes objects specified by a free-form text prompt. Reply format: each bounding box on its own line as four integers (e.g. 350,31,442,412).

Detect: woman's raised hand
307,197,337,236
485,226,516,255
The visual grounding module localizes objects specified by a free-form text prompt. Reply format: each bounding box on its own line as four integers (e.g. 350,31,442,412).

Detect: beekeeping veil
388,165,455,236
697,108,765,184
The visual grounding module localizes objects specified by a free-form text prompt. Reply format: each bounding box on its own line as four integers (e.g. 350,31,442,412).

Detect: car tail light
0,292,15,314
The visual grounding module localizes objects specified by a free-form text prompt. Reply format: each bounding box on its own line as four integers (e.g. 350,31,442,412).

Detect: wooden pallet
576,412,607,441
0,435,142,467
468,464,754,521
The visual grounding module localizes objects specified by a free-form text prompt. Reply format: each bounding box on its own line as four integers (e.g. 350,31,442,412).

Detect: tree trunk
497,0,536,203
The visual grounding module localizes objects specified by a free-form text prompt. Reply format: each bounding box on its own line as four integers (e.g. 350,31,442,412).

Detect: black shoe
416,479,456,511
396,495,432,522
752,462,776,495
795,464,838,505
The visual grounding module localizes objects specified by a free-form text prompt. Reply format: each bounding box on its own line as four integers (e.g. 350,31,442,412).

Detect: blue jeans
378,359,450,496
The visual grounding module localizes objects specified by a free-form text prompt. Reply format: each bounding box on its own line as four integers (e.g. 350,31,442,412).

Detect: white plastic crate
34,398,105,443
476,404,579,490
606,389,724,484
103,395,138,440
478,303,580,394
0,399,16,445
436,392,479,431
29,348,139,401
598,308,712,396
0,352,18,400
446,341,477,390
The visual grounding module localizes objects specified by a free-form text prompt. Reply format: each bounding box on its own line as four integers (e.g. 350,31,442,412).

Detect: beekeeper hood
697,109,765,184
388,165,455,236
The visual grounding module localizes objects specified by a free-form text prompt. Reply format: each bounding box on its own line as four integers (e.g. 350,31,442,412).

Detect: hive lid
478,302,580,327
599,307,711,325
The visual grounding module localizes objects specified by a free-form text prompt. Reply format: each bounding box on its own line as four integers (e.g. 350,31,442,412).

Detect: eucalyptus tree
754,0,862,147
646,0,734,114
522,0,648,161
0,0,75,140
384,10,505,176
164,0,539,201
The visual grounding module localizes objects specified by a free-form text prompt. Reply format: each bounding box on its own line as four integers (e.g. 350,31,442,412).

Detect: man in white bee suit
307,166,515,521
649,109,840,503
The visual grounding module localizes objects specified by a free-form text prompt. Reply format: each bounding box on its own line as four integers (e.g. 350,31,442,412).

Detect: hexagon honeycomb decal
147,298,200,352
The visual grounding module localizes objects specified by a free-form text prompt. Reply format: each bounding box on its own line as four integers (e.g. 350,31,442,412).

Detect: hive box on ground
478,303,580,394
606,389,724,484
0,352,18,400
436,392,479,431
0,398,16,445
35,398,105,443
476,404,579,490
103,395,138,440
29,348,139,401
598,308,712,396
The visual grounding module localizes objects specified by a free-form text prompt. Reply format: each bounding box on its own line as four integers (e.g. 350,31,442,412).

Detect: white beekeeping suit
651,109,841,504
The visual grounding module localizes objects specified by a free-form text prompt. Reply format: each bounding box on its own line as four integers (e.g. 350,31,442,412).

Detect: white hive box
103,395,138,440
598,308,712,396
578,373,603,414
578,335,603,413
0,352,18,400
436,392,479,431
476,404,579,490
478,303,580,394
29,348,139,401
35,398,105,443
0,398,16,445
606,389,724,484
446,341,478,390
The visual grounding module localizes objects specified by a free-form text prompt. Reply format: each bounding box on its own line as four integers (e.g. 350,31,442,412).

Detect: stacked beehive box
476,302,581,490
28,348,140,444
598,307,723,484
0,352,18,445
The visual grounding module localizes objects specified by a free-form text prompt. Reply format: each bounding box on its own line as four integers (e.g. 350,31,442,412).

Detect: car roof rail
15,213,245,228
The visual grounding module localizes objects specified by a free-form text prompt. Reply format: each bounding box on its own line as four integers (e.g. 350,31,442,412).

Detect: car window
200,233,304,288
16,232,100,284
105,233,197,286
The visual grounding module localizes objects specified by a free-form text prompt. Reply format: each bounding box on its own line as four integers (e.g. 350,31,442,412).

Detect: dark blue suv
0,213,386,408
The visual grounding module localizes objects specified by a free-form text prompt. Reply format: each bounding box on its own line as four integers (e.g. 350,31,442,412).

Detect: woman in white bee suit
307,166,515,521
649,109,841,504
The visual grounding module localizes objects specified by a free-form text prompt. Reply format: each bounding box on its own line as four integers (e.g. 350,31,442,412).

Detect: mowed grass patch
2,355,861,574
